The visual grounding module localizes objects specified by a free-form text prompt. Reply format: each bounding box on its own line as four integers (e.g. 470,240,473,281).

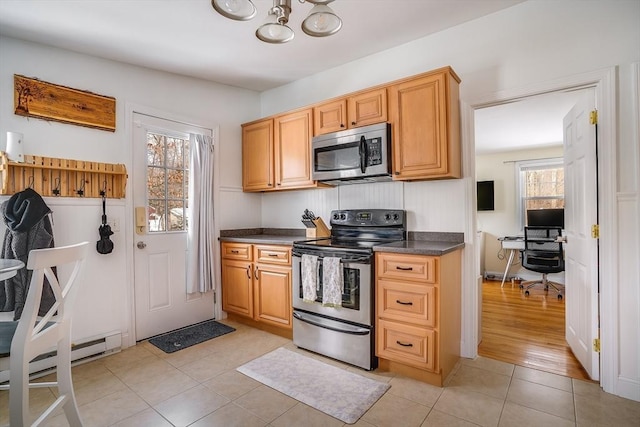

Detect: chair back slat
523,226,564,273
13,242,90,358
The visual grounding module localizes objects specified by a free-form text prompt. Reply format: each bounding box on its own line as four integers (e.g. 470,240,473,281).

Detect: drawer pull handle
396,341,413,347
396,266,413,271
268,253,279,257
396,300,413,306
231,250,240,254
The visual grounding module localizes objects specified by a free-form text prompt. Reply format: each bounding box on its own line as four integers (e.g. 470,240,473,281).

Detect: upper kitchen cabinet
313,88,387,136
242,109,320,192
242,119,274,191
388,67,461,180
274,108,315,189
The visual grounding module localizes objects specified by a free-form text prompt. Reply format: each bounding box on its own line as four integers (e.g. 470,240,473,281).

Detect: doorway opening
473,87,597,380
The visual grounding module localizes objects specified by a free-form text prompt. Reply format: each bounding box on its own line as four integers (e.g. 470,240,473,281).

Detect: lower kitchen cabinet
221,242,292,334
375,249,461,386
254,264,291,327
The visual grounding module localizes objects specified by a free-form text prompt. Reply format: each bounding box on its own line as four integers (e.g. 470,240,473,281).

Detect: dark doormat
148,320,235,353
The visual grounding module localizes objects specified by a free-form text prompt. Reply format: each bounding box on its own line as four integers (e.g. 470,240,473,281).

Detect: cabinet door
388,70,461,180
221,259,254,318
313,99,347,136
242,119,274,191
254,264,292,328
347,88,387,128
274,109,314,189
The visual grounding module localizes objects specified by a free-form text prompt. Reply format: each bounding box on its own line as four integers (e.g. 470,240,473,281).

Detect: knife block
306,217,331,239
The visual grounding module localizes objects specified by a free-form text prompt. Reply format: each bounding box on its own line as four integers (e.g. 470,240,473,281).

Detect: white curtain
186,134,215,293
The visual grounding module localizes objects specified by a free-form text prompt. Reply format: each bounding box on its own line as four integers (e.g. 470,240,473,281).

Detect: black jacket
0,188,55,320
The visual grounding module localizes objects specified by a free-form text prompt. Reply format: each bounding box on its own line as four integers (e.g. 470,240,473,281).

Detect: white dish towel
301,254,318,302
322,257,343,307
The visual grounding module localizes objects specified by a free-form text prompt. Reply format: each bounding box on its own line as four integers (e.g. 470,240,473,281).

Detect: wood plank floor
478,279,591,381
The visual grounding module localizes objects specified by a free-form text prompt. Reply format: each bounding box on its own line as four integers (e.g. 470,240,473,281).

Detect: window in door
516,157,564,229
146,132,190,232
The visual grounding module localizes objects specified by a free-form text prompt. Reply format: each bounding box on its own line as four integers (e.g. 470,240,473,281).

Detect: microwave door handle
359,136,367,173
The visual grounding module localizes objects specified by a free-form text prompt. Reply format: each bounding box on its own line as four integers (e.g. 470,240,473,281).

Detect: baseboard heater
0,331,122,383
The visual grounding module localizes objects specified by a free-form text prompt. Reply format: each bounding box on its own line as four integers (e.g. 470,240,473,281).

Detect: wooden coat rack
0,152,127,198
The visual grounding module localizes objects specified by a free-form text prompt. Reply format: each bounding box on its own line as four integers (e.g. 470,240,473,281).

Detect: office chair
520,227,565,300
0,242,90,426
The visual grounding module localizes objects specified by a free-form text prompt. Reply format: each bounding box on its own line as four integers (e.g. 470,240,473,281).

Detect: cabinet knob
351,121,356,126
394,171,400,175
340,124,345,128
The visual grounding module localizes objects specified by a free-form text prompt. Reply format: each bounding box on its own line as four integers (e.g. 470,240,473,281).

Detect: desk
498,237,524,287
0,259,25,281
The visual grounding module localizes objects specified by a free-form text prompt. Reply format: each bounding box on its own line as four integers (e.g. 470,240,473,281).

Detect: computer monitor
526,208,565,228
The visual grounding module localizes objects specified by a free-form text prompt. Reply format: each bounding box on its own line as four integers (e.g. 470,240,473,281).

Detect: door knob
136,241,147,249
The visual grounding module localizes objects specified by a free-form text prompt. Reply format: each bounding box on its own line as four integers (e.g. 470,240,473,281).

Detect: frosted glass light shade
256,22,295,43
211,0,257,21
301,4,342,37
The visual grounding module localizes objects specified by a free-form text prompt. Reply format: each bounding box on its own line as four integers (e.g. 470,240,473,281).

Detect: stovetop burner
293,209,406,255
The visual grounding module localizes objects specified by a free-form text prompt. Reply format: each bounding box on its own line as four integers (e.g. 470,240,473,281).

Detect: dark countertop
373,240,465,256
219,228,465,255
219,228,306,246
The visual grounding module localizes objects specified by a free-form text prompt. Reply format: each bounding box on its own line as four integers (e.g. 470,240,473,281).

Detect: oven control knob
340,213,346,220
333,213,339,220
384,214,391,221
393,213,399,220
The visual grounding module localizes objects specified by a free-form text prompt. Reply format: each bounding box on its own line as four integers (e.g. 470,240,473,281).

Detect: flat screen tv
476,181,494,211
526,208,565,228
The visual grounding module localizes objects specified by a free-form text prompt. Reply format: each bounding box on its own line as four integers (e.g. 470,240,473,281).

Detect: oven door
292,252,373,326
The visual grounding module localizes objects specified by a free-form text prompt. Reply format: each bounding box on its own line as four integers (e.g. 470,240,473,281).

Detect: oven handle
292,250,370,263
293,311,370,335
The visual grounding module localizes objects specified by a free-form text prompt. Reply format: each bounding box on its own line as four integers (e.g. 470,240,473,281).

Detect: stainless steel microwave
311,122,391,185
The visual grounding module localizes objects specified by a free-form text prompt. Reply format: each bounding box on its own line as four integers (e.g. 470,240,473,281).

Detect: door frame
461,67,617,391
124,102,222,345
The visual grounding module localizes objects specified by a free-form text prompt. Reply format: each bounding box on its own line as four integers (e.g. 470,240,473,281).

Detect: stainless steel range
292,209,406,370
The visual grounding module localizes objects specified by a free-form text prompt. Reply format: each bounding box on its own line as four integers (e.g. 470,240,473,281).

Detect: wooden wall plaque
13,75,116,132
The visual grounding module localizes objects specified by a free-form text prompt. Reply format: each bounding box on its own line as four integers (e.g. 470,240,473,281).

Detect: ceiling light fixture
212,0,342,44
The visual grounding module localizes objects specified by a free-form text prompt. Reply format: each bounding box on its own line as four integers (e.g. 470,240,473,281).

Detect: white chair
0,241,90,426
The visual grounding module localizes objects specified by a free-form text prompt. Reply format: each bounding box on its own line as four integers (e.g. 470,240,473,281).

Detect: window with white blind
515,157,565,229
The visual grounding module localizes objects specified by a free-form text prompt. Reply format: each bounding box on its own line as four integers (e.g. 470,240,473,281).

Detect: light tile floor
2,320,639,426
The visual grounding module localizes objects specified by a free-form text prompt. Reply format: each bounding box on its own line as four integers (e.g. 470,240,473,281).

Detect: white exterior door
563,88,599,380
133,113,214,340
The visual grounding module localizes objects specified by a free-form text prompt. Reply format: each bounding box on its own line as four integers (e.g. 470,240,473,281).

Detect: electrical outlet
108,219,120,232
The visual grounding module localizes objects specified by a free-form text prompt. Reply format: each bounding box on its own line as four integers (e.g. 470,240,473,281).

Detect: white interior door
133,113,214,340
563,88,599,380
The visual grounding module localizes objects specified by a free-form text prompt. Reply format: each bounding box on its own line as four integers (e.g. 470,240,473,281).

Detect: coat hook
76,174,86,197
52,177,61,196
99,180,108,197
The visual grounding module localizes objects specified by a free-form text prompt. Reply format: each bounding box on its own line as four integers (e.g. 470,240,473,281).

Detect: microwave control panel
366,137,383,166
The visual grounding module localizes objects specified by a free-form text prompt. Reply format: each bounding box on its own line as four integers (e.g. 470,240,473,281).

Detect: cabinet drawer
377,279,436,327
376,253,437,283
376,319,436,372
222,242,252,261
254,245,291,266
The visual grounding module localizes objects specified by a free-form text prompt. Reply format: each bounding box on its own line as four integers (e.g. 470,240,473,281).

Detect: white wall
258,0,640,401
0,36,262,346
476,146,564,274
